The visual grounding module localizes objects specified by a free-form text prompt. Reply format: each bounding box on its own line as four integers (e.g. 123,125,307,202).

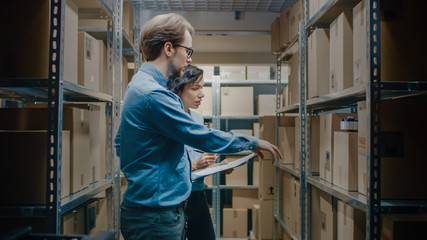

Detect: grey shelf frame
276,0,427,240
0,0,123,237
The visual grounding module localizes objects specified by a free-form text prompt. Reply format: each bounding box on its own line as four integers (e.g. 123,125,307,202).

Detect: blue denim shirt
115,63,257,208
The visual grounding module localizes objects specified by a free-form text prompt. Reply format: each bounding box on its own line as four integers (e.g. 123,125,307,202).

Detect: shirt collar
140,63,168,88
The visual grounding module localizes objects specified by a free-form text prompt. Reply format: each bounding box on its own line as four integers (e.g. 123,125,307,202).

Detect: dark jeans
185,190,215,240
120,203,186,240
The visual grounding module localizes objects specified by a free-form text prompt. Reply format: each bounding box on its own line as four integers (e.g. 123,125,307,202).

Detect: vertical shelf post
211,75,221,237
367,0,382,239
46,0,66,233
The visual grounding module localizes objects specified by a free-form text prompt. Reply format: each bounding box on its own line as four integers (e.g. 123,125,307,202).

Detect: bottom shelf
274,215,299,240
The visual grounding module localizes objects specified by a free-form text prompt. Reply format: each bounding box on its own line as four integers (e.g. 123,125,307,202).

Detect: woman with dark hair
168,65,230,240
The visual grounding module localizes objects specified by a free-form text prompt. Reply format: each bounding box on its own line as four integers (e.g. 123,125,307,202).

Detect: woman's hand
192,153,217,171
219,160,234,175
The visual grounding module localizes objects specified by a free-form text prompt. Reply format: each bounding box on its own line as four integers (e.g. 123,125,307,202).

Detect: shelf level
78,26,138,57
306,0,361,29
277,103,300,114
307,85,366,111
61,180,112,214
275,162,300,179
308,176,367,211
278,35,299,62
0,78,113,103
381,200,427,214
204,80,283,86
206,185,258,190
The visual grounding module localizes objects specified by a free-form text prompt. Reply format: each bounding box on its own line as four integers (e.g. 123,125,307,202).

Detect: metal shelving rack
0,0,123,238
275,0,427,240
206,76,282,237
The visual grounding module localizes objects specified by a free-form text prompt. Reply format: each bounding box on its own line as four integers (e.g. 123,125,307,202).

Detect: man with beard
115,13,282,240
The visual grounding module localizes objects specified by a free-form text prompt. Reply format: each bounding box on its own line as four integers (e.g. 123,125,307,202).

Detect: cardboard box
329,11,353,93
253,158,260,186
382,214,427,240
223,208,248,238
252,122,260,139
271,17,282,54
320,193,336,240
288,52,299,105
226,156,248,186
311,116,320,173
311,187,321,240
87,198,108,235
337,201,366,240
333,131,358,191
289,0,303,40
99,40,109,95
259,200,274,239
247,65,272,81
353,1,368,87
0,0,77,80
319,113,357,183
257,94,276,116
279,8,291,48
308,28,330,98
205,174,213,186
309,0,319,20
252,204,260,238
259,116,277,145
282,86,288,107
62,206,86,234
220,65,246,80
259,159,275,200
221,87,254,116
198,65,215,80
0,130,70,204
290,179,301,237
278,126,295,164
123,1,134,42
357,101,368,195
230,129,253,136
232,189,259,209
192,86,212,116
122,56,129,99
78,32,100,91
295,117,300,170
282,173,293,226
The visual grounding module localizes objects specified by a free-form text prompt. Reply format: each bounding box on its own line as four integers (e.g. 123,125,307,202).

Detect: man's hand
192,153,217,171
253,139,283,163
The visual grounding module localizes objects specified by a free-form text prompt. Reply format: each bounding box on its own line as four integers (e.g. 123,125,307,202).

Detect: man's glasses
175,44,194,59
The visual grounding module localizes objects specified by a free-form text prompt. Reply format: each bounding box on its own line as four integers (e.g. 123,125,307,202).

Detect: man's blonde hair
139,13,194,62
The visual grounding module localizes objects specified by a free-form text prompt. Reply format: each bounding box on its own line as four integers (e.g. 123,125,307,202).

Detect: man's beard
168,62,183,79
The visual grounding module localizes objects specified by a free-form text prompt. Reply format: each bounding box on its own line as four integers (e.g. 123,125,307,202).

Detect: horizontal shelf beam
204,80,283,86
275,162,300,179
308,176,367,212
61,180,112,214
206,185,258,190
0,205,46,217
306,0,361,29
278,35,299,61
381,200,427,214
277,103,300,113
0,79,113,103
274,215,300,240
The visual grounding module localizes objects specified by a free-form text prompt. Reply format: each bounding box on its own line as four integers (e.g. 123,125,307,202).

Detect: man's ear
164,42,174,57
